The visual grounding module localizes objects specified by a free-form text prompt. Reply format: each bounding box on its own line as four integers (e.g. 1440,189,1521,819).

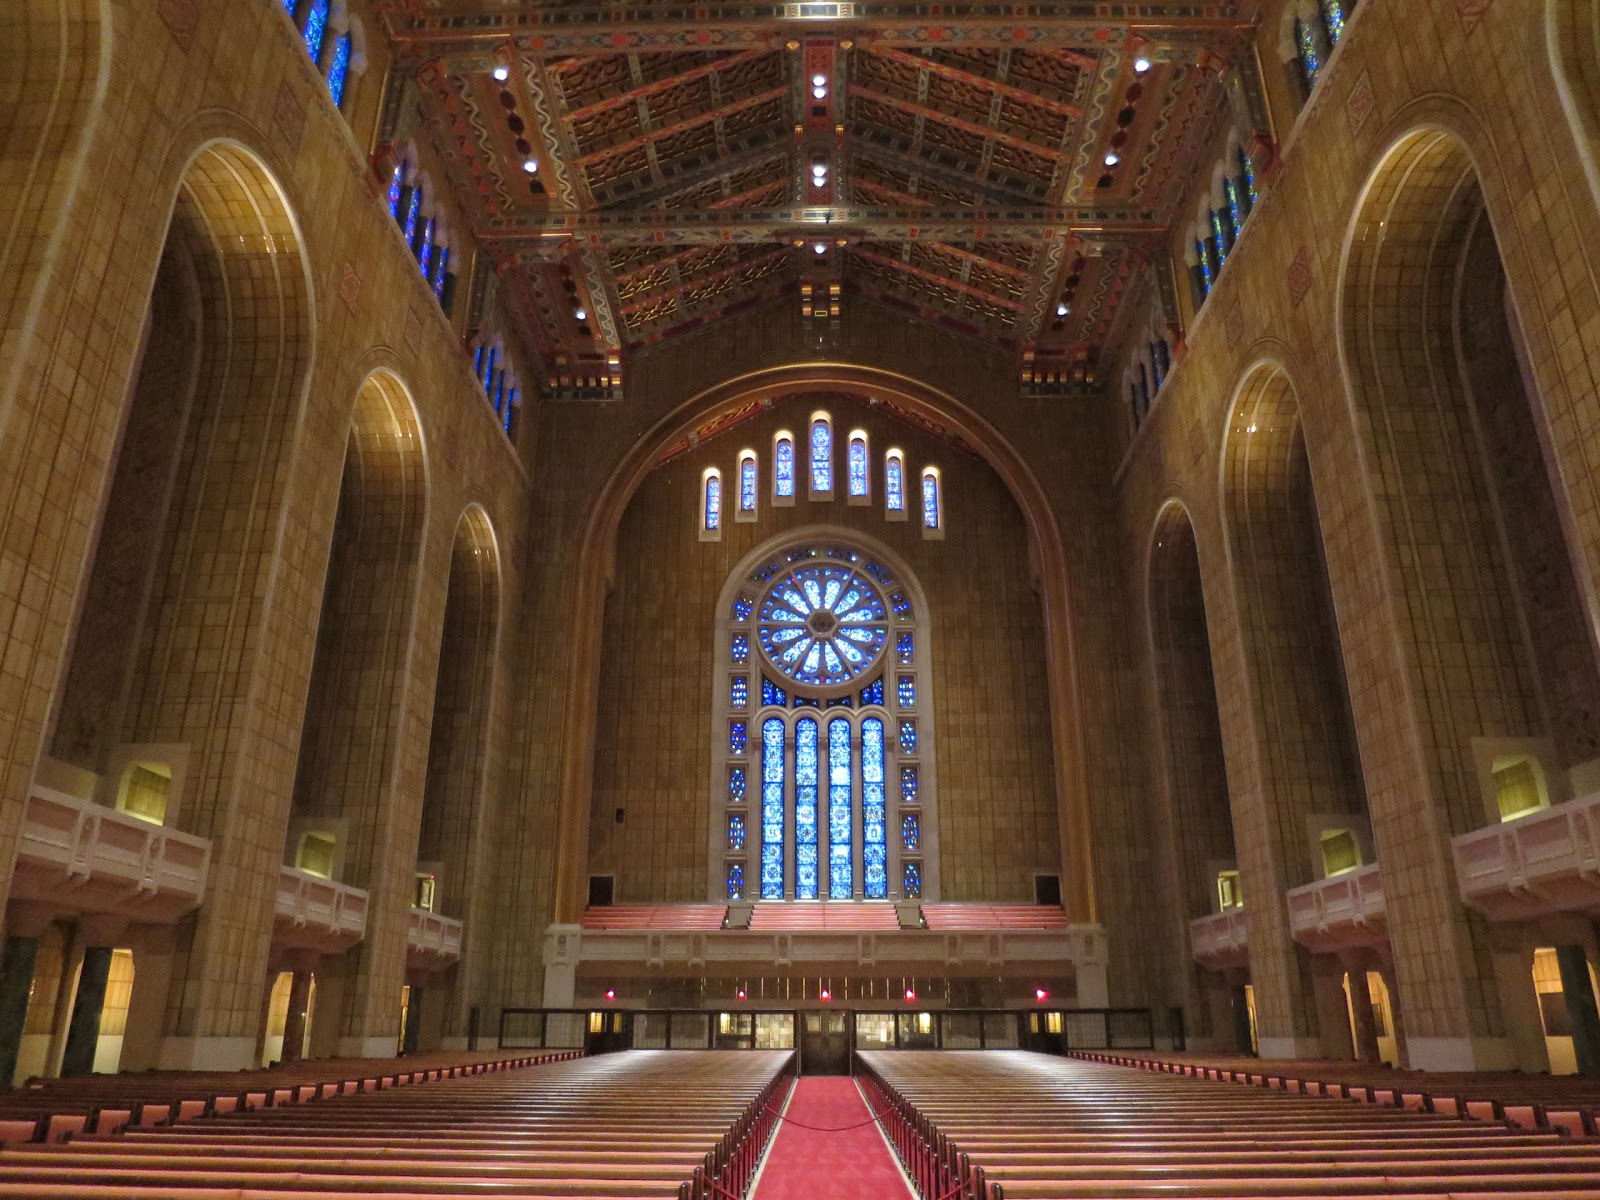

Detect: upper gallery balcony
1189,908,1250,972
1454,791,1600,922
1286,863,1388,953
273,866,368,954
11,784,210,924
407,907,464,971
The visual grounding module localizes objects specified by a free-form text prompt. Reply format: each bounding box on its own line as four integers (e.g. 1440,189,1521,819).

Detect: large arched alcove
1337,124,1600,1064
548,365,1095,938
1145,501,1242,1050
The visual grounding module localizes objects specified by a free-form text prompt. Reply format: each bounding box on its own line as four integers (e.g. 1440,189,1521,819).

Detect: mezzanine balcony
273,866,368,953
1286,863,1388,953
407,907,464,971
1189,907,1250,971
1453,792,1600,922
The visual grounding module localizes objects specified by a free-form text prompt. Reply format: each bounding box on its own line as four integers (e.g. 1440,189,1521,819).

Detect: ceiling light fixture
575,308,587,321
492,66,510,82
812,85,828,99
813,242,827,254
811,73,827,87
1134,56,1152,74
1104,152,1120,166
522,158,538,173
1056,303,1069,317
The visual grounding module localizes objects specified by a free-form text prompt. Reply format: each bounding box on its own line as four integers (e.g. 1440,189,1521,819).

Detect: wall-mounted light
1035,988,1049,1002
604,989,616,1002
904,987,916,1002
819,987,832,1001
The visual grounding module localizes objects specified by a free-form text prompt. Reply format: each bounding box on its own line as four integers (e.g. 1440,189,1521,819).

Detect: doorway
801,1010,851,1074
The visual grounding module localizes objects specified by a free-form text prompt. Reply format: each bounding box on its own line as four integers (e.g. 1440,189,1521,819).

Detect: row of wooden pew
1074,1049,1600,1134
0,1049,582,1145
859,1049,1600,1197
0,1049,793,1198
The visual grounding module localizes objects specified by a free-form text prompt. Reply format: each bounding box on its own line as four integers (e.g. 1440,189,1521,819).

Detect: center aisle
753,1077,915,1200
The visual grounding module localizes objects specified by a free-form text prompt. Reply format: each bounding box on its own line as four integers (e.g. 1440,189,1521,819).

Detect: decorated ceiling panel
385,1,1258,400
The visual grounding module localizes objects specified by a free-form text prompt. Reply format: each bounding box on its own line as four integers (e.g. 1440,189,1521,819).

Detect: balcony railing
1189,908,1250,971
1453,793,1600,922
407,907,464,970
273,867,368,953
1286,863,1387,953
11,785,210,923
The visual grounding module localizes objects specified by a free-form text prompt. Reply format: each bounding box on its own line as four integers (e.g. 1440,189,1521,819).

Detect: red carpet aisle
753,1077,916,1200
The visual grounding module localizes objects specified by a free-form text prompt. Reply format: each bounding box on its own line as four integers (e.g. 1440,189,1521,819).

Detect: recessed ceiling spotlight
1104,151,1120,166
813,242,827,254
1056,302,1069,317
1133,56,1152,74
811,73,827,87
575,308,588,321
522,158,538,173
812,85,828,99
492,66,510,82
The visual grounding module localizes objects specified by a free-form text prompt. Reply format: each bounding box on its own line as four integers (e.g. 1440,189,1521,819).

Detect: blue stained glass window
828,717,853,899
503,389,517,435
283,0,297,12
862,718,887,899
860,676,885,707
902,812,920,852
1240,148,1258,207
731,676,749,710
792,696,819,708
404,188,422,253
301,0,330,63
727,861,745,900
433,246,450,299
1296,18,1321,87
728,813,746,852
863,561,892,586
897,675,916,708
388,165,403,219
885,455,905,511
419,219,435,278
730,721,747,756
732,634,750,664
1212,209,1233,266
1321,0,1346,44
795,718,819,900
896,632,913,665
826,695,853,709
848,437,868,498
1225,177,1244,237
729,767,747,804
733,595,754,622
775,437,796,497
899,720,917,755
740,456,758,512
761,719,785,898
810,418,832,492
704,474,722,532
903,860,922,899
761,677,788,708
901,765,919,805
921,472,940,530
327,32,352,107
472,344,485,380
1196,239,1213,293
755,563,890,689
890,591,912,617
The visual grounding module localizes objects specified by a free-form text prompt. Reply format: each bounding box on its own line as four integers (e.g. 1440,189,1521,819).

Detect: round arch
548,363,1096,926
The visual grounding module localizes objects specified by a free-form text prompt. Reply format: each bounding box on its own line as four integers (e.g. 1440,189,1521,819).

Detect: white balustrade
1189,908,1250,971
1286,863,1387,953
407,907,464,970
273,867,368,953
1453,793,1600,921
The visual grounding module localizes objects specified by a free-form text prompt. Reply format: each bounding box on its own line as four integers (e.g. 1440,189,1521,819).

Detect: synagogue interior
2,0,1600,1195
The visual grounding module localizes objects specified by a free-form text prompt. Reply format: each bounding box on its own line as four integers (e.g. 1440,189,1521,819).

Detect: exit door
801,1010,851,1074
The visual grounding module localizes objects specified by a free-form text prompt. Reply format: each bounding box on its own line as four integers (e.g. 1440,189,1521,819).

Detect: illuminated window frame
773,430,797,507
920,466,945,540
736,450,759,522
808,411,834,499
884,448,908,521
700,467,723,542
846,430,870,505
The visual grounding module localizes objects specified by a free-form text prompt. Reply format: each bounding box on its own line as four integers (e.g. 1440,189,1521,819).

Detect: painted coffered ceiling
379,1,1256,400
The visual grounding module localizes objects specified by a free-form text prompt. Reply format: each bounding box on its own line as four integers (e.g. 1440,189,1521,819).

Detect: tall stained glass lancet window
809,415,832,494
326,32,353,107
884,451,905,516
862,717,888,898
774,434,796,502
1321,0,1347,42
702,471,722,535
403,187,423,256
1296,15,1322,89
795,718,819,899
761,718,785,898
920,468,943,535
847,433,869,500
419,218,436,279
433,245,450,300
387,164,404,219
827,717,853,898
739,453,758,517
300,0,330,64
1196,238,1214,294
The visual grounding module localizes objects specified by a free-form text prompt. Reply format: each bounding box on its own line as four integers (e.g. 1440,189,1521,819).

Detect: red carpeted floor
753,1076,915,1200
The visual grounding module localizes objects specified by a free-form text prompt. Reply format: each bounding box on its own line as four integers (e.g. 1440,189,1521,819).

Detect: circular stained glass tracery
756,562,889,692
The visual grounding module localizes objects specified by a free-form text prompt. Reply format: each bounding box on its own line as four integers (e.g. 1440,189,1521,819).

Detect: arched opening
1340,127,1600,1064
411,506,501,1048
1221,365,1373,1058
284,369,426,1054
1147,503,1246,1051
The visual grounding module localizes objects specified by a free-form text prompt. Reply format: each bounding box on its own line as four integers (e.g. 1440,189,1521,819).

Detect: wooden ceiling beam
866,45,1083,119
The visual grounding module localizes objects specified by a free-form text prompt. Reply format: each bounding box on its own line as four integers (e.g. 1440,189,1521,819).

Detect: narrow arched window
920,467,943,538
760,717,785,898
1224,175,1244,238
403,186,423,253
847,431,869,502
809,413,833,495
326,31,353,107
1195,236,1214,295
827,717,853,898
1239,147,1258,208
884,449,906,519
861,716,887,898
737,451,758,521
1295,13,1322,90
387,163,404,220
773,432,796,504
1320,0,1348,45
299,0,330,63
795,717,820,899
1210,208,1231,267
701,469,723,539
418,217,435,277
